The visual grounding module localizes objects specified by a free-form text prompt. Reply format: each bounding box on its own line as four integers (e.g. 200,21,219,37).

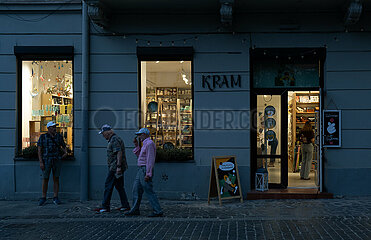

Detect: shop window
19,60,73,156
140,61,193,161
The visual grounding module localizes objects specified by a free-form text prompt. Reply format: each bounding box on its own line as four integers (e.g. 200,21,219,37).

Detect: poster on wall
208,156,243,205
323,110,341,147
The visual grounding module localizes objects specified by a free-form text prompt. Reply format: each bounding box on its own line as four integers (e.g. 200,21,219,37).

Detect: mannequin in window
268,137,278,167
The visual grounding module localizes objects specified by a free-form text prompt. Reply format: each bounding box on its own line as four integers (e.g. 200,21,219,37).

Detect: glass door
252,92,288,188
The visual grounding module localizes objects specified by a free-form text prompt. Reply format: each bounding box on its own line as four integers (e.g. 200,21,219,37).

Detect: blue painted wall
1,3,371,200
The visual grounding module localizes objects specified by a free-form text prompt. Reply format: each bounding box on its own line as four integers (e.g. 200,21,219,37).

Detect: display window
20,60,73,155
140,60,193,161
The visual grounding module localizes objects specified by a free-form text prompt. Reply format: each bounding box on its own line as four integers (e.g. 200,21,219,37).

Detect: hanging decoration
29,88,39,98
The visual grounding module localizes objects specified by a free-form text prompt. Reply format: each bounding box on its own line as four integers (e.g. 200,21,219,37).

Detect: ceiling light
155,61,160,64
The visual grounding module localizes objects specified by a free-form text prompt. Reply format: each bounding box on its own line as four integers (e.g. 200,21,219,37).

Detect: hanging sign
323,110,341,147
208,156,243,205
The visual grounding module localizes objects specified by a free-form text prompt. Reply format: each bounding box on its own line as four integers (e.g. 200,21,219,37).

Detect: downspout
81,1,89,201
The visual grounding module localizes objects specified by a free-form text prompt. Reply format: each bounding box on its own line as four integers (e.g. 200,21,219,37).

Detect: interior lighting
181,70,189,85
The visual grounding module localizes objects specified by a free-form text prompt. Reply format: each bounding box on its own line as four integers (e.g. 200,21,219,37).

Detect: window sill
14,156,75,161
155,159,195,163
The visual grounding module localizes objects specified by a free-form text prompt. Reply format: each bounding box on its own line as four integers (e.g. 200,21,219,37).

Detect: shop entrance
287,91,320,188
251,90,321,189
250,48,325,192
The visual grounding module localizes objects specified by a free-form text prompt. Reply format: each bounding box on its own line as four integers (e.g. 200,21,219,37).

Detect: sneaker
38,197,47,206
53,197,61,205
94,207,110,213
116,206,130,212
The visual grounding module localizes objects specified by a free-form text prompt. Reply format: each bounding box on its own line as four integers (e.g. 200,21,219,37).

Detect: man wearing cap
37,121,68,206
95,124,130,213
125,128,163,217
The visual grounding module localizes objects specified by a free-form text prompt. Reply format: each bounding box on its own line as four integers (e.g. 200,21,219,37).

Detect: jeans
131,166,162,215
300,143,314,179
102,170,130,210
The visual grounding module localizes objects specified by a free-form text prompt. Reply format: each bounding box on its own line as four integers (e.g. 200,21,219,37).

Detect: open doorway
287,91,319,188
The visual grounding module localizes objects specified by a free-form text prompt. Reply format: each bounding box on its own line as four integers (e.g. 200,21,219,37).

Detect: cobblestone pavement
1,197,371,240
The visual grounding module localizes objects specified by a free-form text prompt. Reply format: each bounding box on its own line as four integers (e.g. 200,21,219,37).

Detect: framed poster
208,156,243,205
323,110,341,147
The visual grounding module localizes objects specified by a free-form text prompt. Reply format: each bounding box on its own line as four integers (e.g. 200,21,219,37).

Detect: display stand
208,156,243,206
144,87,192,149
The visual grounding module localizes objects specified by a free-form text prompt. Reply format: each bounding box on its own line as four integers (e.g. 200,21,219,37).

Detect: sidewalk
1,197,371,239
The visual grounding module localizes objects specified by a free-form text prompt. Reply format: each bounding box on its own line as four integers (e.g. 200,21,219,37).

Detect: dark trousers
102,170,130,210
269,138,278,164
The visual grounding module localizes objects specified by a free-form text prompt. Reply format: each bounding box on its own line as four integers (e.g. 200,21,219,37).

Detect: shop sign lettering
202,74,241,91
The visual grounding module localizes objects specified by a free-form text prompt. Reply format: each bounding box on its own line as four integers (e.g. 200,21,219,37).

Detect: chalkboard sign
323,110,341,147
208,156,243,205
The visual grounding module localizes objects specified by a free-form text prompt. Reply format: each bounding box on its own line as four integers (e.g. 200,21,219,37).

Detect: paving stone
1,197,371,239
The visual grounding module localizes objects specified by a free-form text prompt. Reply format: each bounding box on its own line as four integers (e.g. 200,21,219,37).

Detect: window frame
14,46,74,157
137,47,194,162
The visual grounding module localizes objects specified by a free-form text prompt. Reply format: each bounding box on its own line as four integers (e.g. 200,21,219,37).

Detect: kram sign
202,74,241,91
323,110,341,147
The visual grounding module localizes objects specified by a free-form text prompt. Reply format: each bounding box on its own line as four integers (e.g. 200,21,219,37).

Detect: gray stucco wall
323,40,371,195
83,32,251,200
0,3,82,199
1,3,371,199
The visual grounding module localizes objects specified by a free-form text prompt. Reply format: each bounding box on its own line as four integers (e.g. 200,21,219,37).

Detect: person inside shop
37,121,68,206
125,128,163,217
95,124,130,213
299,121,315,180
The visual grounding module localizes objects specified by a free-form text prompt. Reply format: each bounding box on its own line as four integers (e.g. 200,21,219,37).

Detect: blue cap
47,121,58,128
135,128,150,135
98,124,112,134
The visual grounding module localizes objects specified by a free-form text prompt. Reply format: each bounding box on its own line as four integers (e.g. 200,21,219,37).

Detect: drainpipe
81,1,89,201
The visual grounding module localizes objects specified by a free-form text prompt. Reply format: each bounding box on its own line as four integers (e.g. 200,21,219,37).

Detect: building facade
1,0,371,200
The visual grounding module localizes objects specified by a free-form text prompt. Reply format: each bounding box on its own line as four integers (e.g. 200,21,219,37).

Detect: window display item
265,106,276,116
163,142,175,150
147,101,158,113
265,130,276,141
264,118,276,129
